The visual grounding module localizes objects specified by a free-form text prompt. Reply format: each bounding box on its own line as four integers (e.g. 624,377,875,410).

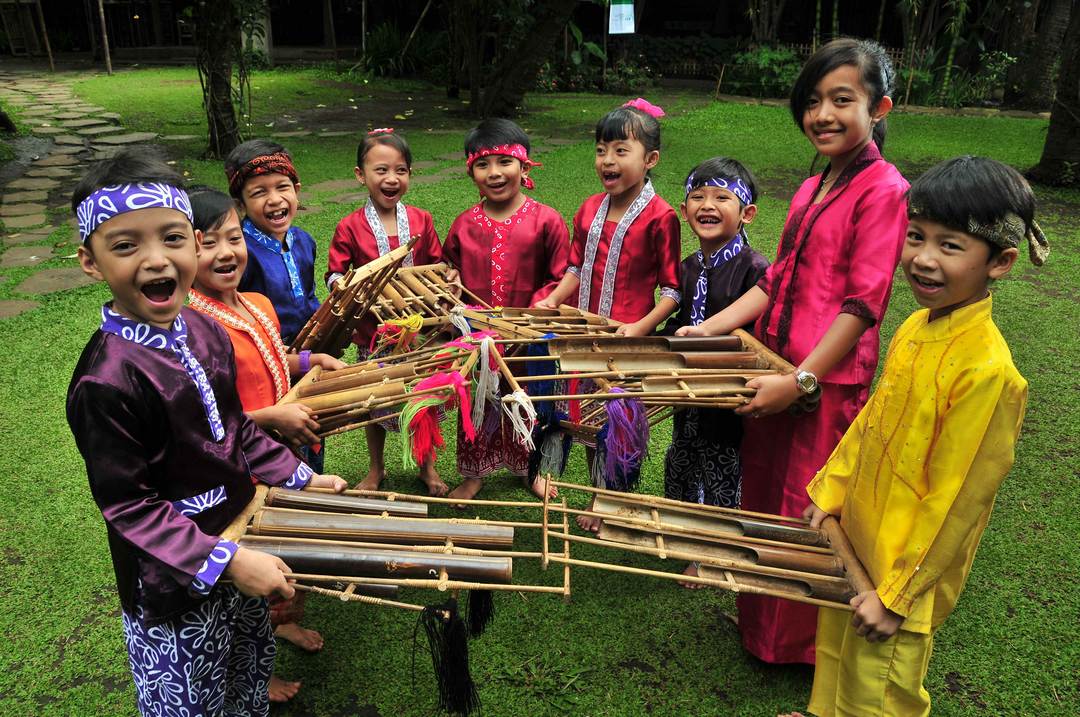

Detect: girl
324,128,445,496
443,118,570,501
186,187,346,703
677,39,910,665
537,99,682,530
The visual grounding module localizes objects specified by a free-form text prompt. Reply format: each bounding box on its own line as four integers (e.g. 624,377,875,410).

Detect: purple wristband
299,350,311,373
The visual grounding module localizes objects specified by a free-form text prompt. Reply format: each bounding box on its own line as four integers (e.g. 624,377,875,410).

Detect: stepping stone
33,154,78,167
2,190,48,202
91,147,122,160
77,125,124,137
26,166,74,178
545,138,581,146
31,126,65,135
409,174,448,185
161,134,198,141
52,112,86,120
3,213,48,228
20,107,56,117
54,135,85,146
435,165,466,175
15,267,97,294
436,151,462,161
296,204,323,216
271,130,311,138
5,226,60,244
60,118,109,128
0,245,54,268
50,144,85,154
0,299,40,319
94,132,159,145
318,130,351,137
411,160,439,170
325,192,365,205
307,178,358,193
6,177,59,191
98,112,122,120
0,202,46,217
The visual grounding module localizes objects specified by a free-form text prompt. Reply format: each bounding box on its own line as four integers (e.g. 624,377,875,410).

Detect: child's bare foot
357,465,385,492
777,712,806,717
275,622,324,652
419,463,449,497
575,498,602,532
448,476,483,506
678,562,709,589
268,675,301,702
527,475,558,500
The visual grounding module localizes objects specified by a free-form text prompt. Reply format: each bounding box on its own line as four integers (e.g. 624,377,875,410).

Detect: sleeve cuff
282,462,314,490
189,539,238,596
840,298,877,324
326,272,345,291
877,580,914,618
756,276,771,295
806,476,844,516
660,287,682,304
566,265,581,277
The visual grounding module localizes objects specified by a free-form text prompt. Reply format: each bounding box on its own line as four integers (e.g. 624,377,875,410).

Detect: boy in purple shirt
67,147,345,716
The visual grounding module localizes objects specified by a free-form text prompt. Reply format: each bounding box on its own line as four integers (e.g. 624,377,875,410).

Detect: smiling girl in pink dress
678,39,910,665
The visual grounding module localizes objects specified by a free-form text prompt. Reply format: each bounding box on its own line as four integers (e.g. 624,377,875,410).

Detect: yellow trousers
808,607,933,717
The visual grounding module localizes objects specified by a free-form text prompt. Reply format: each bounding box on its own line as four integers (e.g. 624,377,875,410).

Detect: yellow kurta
808,295,1028,632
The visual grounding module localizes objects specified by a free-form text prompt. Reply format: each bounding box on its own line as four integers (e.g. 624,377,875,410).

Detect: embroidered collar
364,198,413,266
918,294,994,339
689,234,745,326
242,217,306,303
578,181,656,317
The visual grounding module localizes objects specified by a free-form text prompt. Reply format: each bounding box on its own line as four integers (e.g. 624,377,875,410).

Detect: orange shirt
188,290,291,412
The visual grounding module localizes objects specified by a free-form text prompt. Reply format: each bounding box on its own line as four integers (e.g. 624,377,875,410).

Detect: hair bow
623,98,665,118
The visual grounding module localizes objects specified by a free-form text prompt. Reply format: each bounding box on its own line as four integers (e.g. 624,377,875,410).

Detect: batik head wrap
908,200,1050,266
226,151,299,198
77,183,193,244
465,144,542,189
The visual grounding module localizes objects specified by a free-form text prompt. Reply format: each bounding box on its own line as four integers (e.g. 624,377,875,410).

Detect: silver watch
795,369,819,395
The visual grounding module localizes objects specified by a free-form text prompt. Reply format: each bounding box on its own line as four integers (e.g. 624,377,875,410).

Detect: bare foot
419,463,449,497
269,675,301,702
527,475,558,500
778,712,806,717
275,622,324,652
678,562,709,589
357,465,385,492
575,498,602,533
447,476,483,507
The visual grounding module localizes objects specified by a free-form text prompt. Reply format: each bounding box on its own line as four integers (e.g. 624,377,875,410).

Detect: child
786,156,1045,717
66,148,346,716
660,158,769,583
537,99,682,530
226,139,320,347
186,187,346,703
676,39,909,664
325,129,445,496
443,118,570,501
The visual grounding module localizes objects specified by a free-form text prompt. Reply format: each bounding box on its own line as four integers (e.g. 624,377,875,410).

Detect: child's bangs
595,109,645,144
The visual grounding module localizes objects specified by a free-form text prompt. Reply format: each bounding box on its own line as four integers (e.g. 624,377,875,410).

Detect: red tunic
568,191,682,323
443,197,569,307
325,203,443,350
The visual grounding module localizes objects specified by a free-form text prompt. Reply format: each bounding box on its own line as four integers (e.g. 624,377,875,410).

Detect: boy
660,158,769,584
789,156,1048,716
67,148,346,716
225,139,320,347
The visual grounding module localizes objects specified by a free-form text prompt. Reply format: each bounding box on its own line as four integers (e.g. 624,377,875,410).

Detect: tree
1004,0,1073,109
1031,0,1080,185
194,0,242,157
747,0,787,43
937,0,969,104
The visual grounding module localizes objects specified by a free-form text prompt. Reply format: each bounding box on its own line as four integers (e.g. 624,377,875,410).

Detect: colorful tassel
401,372,477,470
413,598,480,715
592,387,649,491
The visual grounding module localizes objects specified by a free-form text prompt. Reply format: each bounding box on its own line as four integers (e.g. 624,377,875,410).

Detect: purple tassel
603,387,649,485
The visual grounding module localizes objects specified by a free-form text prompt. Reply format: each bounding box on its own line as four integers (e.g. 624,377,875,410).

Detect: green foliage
730,45,803,98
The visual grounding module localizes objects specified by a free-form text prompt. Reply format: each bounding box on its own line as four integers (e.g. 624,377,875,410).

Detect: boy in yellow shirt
786,156,1049,717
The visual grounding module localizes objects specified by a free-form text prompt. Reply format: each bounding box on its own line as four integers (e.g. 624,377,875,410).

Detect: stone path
0,70,163,318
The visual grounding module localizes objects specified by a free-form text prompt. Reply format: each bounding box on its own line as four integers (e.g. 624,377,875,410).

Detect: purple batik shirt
67,306,311,624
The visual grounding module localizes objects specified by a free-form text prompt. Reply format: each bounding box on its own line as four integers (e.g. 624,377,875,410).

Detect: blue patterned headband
77,183,194,244
684,174,753,205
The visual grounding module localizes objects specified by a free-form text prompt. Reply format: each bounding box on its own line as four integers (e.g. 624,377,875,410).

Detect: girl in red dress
678,39,910,665
325,129,446,496
443,118,570,502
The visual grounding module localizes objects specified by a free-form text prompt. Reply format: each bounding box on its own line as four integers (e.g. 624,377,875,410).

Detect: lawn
1,67,1077,716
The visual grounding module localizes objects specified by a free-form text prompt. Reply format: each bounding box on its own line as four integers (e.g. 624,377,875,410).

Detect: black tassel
466,589,495,636
412,598,480,715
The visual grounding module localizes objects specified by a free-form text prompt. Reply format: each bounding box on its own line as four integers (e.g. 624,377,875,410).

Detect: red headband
226,151,299,198
465,144,542,189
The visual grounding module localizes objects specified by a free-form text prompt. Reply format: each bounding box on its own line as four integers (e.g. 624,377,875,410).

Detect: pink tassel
415,371,476,442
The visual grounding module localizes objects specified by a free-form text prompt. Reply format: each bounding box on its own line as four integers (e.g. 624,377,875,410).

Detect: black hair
358,130,412,169
594,106,661,154
907,156,1036,258
464,118,531,157
188,185,237,233
684,157,759,205
71,146,184,210
790,38,895,151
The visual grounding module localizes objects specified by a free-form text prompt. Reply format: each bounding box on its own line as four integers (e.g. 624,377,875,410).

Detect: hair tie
368,127,394,135
623,98,665,118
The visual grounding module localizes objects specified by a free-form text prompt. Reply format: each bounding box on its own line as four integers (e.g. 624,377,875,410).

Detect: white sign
609,0,635,35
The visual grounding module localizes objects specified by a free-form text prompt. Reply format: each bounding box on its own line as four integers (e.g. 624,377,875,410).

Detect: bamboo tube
297,380,408,413
240,533,539,559
318,411,402,438
264,487,428,517
297,365,417,398
280,366,323,405
309,486,542,509
733,328,794,374
221,484,269,542
821,516,875,595
397,271,442,311
293,583,428,613
501,389,751,403
285,572,567,594
560,497,571,600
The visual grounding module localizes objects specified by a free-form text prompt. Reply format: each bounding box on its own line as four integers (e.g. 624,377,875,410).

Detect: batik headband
465,144,542,189
909,202,1050,266
684,174,753,205
77,183,193,244
226,151,299,198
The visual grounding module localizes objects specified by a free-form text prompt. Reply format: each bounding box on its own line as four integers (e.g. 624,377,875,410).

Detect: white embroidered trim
364,197,413,267
577,181,656,317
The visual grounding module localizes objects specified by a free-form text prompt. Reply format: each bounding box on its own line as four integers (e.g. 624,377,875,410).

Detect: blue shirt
238,218,320,345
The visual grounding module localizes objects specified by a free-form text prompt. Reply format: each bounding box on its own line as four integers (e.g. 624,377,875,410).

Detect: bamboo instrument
264,487,428,518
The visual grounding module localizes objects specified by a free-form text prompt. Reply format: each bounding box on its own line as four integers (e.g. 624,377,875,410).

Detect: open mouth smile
265,208,289,224
213,264,238,276
140,277,177,304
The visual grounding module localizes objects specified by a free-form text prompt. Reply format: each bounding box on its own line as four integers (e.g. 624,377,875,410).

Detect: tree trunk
474,0,578,117
195,0,242,158
875,0,888,40
937,0,968,104
1006,0,1072,109
1031,0,1080,185
748,0,786,43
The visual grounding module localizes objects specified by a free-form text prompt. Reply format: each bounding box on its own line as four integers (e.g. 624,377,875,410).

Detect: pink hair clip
623,98,665,118
368,127,395,135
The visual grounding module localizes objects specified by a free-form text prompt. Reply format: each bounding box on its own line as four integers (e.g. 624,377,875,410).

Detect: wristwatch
794,369,819,395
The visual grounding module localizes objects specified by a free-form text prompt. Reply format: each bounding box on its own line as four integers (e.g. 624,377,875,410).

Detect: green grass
1,69,1077,716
